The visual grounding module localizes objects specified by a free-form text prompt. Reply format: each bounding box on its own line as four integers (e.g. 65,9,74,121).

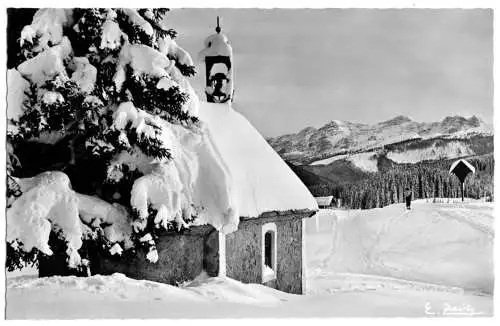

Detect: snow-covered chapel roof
198,102,318,218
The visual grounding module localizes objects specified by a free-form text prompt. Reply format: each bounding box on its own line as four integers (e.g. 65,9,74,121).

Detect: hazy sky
167,9,493,137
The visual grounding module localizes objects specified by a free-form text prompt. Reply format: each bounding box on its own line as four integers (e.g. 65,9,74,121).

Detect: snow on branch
68,57,97,94
7,172,132,268
118,8,154,37
158,36,194,70
17,36,73,86
113,43,172,91
112,101,172,161
7,69,30,125
111,102,239,234
20,9,74,58
99,20,124,50
107,101,238,235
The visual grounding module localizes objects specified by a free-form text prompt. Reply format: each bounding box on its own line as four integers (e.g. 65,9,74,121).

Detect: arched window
261,222,277,283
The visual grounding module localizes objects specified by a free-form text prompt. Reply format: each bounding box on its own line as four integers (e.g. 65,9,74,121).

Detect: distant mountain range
268,115,493,209
267,115,493,166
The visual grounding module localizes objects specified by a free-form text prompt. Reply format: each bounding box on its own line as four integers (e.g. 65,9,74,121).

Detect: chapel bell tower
199,16,234,103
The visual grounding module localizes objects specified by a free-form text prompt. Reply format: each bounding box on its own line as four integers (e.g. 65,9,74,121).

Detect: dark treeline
309,154,494,209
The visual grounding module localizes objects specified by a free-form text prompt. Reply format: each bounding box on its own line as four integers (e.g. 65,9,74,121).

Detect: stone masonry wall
275,217,303,294
38,213,308,295
225,214,305,294
96,225,219,285
225,220,262,284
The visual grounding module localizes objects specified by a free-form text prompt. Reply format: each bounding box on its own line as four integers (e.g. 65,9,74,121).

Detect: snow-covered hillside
268,115,493,164
6,201,493,318
311,151,379,172
307,201,494,295
386,141,474,164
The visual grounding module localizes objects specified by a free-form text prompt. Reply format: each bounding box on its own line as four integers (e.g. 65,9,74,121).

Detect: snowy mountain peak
321,120,342,128
468,115,483,125
267,114,492,164
442,115,469,125
297,126,317,136
440,115,482,127
379,115,414,126
319,120,351,133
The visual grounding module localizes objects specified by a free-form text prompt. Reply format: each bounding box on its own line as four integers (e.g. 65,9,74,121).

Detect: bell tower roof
200,16,233,58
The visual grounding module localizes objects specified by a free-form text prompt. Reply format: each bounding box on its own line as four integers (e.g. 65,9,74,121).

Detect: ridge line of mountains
266,115,494,209
267,115,492,165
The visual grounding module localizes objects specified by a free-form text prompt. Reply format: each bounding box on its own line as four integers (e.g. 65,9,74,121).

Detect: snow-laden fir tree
6,8,238,274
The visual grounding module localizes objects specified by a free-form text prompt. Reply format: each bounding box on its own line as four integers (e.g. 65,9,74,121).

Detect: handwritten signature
425,302,484,316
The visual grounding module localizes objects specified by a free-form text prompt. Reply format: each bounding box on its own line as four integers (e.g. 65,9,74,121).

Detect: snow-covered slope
386,141,474,164
311,151,379,172
199,103,318,217
306,201,494,295
268,115,493,164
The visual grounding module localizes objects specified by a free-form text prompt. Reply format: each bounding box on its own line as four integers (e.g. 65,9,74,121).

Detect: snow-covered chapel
94,100,318,293
6,9,318,295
